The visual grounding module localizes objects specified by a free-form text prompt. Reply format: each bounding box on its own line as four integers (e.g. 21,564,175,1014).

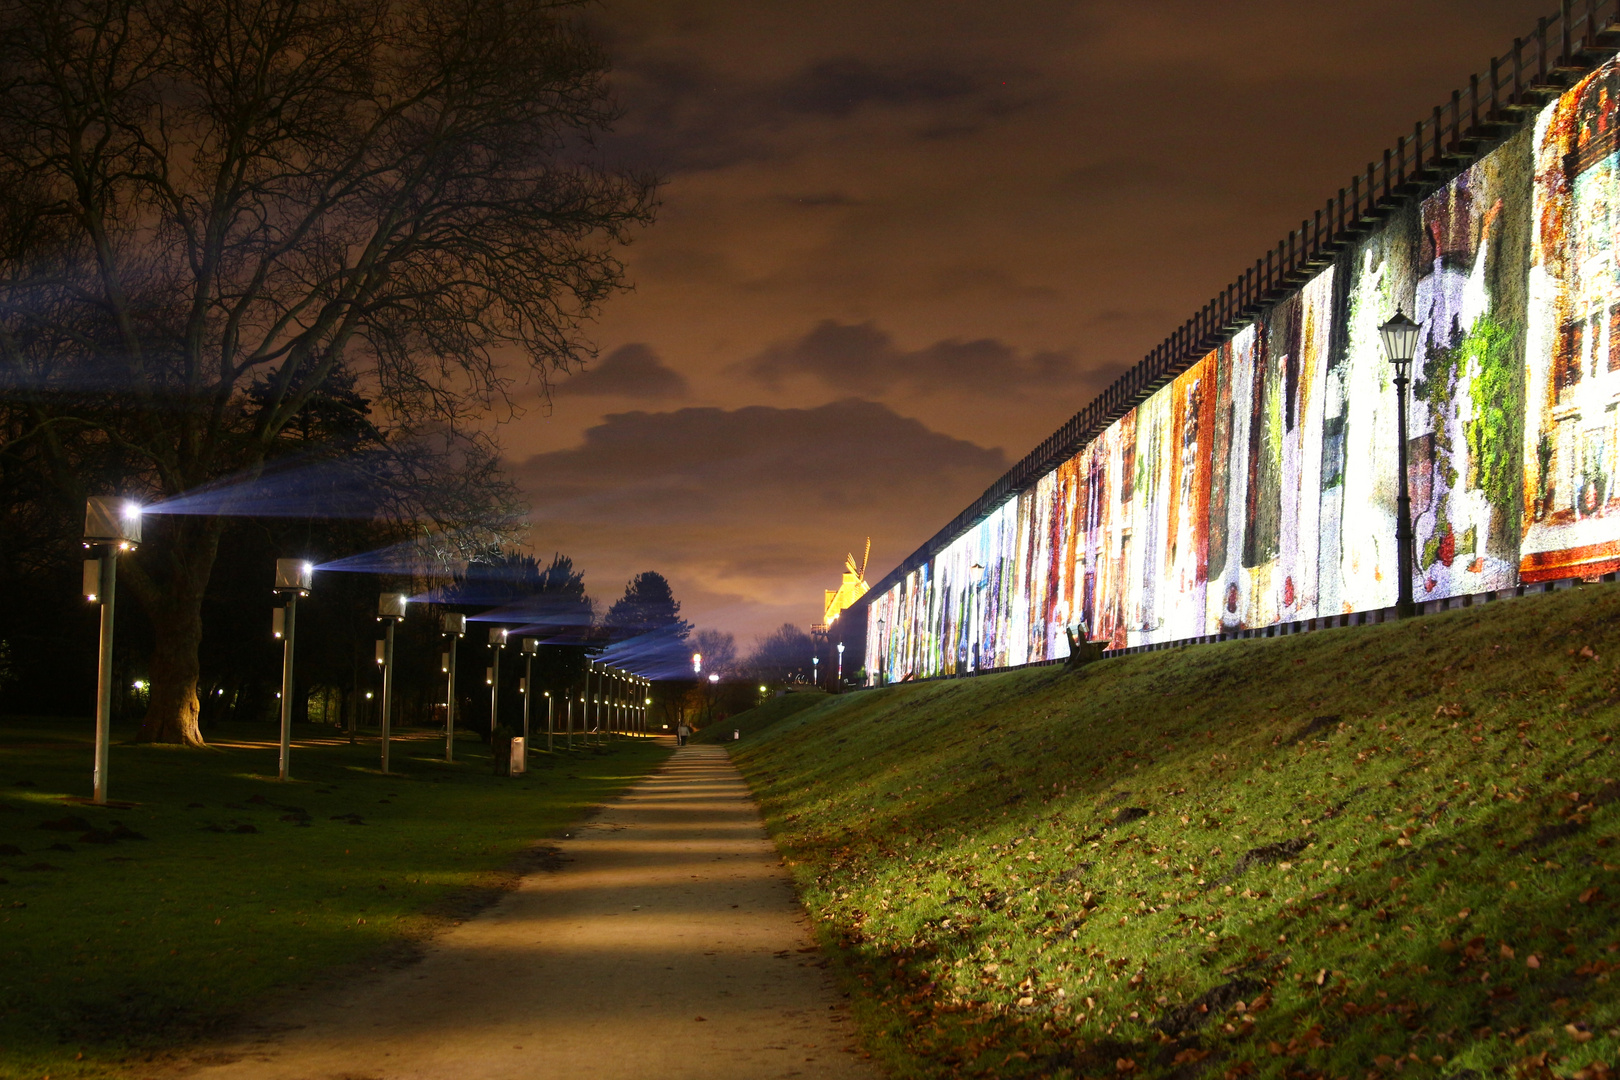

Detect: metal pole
546,693,554,753
522,652,532,762
278,595,297,781
490,643,502,739
566,696,574,751
92,549,117,805
445,636,458,762
1395,366,1416,618
380,619,396,774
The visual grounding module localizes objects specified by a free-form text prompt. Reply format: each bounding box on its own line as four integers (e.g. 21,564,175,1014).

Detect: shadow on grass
0,721,670,1079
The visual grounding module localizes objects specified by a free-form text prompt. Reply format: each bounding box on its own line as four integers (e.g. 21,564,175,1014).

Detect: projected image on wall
1525,62,1620,580
865,58,1612,685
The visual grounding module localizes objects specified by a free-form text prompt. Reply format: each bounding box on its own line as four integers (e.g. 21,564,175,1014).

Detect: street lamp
377,592,408,773
441,614,465,762
543,689,554,753
812,655,819,685
692,652,701,675
82,496,141,804
1380,309,1422,619
836,641,844,686
272,558,313,781
876,617,886,687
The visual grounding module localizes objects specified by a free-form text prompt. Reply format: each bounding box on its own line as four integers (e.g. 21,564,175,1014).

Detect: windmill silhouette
822,537,872,629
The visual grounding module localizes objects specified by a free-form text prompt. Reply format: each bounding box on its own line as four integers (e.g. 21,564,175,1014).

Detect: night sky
507,0,1543,644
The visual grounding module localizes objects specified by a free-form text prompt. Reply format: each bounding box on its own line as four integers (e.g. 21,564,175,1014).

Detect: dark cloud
519,398,1002,524
775,58,977,117
511,400,1006,630
780,191,862,208
739,320,1117,397
557,343,689,399
602,53,1033,173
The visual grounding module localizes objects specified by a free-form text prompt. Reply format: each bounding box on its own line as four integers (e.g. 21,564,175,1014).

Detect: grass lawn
0,720,669,1080
726,584,1620,1079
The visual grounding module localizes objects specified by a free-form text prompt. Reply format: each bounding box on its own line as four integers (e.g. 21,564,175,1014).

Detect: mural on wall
1524,61,1620,580
864,68,1594,684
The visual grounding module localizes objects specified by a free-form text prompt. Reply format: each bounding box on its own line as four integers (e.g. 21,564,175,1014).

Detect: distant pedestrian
677,723,689,746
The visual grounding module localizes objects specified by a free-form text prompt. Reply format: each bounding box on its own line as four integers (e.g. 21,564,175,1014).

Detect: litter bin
733,729,740,741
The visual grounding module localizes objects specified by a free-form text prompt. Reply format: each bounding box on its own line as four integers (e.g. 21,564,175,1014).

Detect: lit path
181,743,881,1080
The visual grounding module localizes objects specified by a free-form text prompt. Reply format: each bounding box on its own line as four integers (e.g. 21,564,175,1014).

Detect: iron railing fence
857,0,1620,608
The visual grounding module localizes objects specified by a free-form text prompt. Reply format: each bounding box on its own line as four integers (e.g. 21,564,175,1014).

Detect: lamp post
272,559,313,781
876,617,886,686
543,690,553,752
82,497,141,804
836,641,844,687
1380,309,1422,619
377,593,408,773
488,626,508,741
441,614,465,761
520,637,537,764
812,655,819,686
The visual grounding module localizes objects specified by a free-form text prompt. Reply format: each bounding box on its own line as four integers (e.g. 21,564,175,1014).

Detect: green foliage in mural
1460,315,1523,514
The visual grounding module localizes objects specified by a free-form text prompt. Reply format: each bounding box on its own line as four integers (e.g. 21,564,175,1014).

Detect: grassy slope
691,691,828,744
728,585,1620,1079
0,724,668,1080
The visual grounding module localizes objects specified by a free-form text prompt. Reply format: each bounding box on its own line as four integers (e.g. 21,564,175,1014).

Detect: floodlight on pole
836,641,844,684
376,593,408,773
692,652,701,674
272,558,313,782
1380,309,1422,619
83,496,141,804
441,613,465,762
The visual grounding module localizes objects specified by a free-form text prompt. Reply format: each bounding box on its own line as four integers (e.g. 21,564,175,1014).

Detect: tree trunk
124,515,223,747
140,599,206,745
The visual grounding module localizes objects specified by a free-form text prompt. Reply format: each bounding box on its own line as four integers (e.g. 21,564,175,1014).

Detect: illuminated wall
865,63,1600,683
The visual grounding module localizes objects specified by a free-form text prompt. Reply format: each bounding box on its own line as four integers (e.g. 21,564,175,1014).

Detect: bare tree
689,628,736,678
0,0,656,743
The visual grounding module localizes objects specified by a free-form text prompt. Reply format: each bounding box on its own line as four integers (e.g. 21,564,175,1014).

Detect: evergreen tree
605,572,692,639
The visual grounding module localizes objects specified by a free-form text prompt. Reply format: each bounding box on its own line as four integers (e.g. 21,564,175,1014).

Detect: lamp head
84,496,142,546
1379,309,1421,370
521,637,538,655
378,592,408,620
489,626,508,647
441,612,466,637
274,558,314,596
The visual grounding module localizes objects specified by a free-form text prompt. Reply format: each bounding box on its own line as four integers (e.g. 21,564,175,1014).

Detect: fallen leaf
1500,943,1515,959
1527,955,1541,969
1566,1023,1594,1043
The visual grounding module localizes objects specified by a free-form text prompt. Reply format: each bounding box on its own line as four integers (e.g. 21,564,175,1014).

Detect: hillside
727,584,1620,1079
